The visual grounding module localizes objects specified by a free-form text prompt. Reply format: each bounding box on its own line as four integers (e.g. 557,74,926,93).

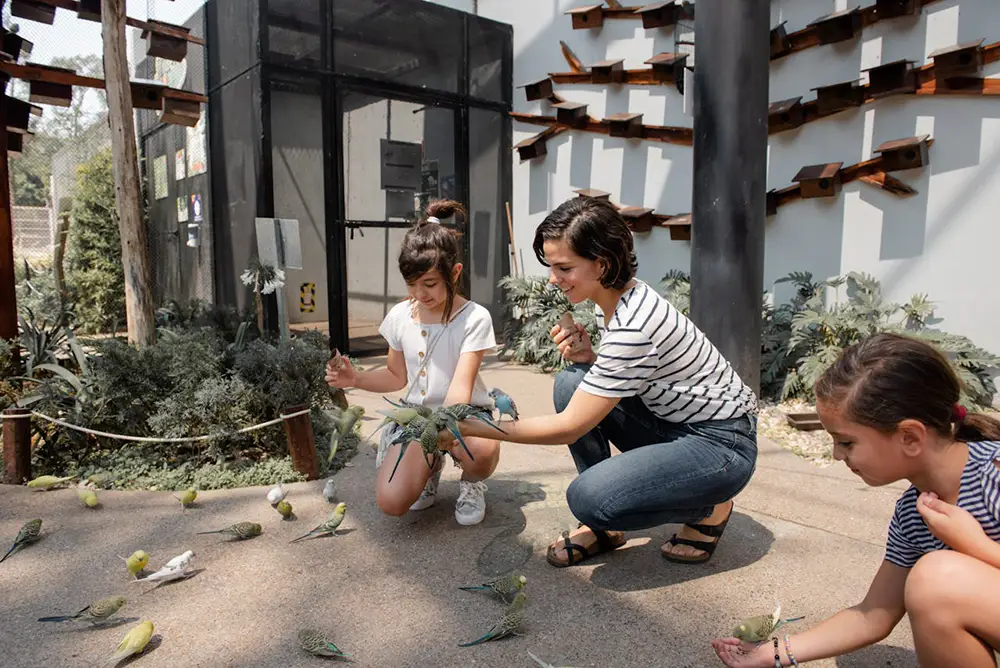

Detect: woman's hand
550,322,595,364
917,491,991,556
325,355,357,389
711,638,777,668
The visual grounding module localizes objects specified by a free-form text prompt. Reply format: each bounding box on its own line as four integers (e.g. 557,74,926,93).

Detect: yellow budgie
173,487,197,509
118,550,149,578
105,620,154,665
77,484,99,508
26,475,75,490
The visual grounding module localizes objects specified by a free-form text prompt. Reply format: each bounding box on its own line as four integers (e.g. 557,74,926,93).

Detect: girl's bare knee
905,550,965,616
376,491,411,517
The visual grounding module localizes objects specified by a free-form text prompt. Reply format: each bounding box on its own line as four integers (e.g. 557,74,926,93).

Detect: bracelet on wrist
783,634,799,666
772,637,781,668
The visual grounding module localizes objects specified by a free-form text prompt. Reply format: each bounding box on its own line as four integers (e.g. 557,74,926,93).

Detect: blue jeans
554,363,758,532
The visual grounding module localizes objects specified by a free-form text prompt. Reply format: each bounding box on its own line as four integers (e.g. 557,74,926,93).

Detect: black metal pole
689,0,770,395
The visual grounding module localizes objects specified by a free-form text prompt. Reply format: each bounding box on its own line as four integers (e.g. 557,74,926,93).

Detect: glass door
339,89,461,356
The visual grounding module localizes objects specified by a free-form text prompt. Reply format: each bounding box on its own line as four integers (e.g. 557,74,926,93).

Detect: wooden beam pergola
19,0,205,45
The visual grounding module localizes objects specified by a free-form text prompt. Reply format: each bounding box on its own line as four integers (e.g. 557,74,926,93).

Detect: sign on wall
380,139,422,190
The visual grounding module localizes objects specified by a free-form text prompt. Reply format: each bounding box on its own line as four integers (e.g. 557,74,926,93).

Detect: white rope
0,407,313,444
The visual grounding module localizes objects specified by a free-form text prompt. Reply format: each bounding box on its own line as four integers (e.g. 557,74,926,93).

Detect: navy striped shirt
885,440,1000,568
580,280,758,423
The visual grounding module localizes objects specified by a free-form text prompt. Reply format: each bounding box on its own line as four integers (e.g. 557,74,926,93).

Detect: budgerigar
290,503,346,543
133,551,196,592
174,487,197,509
430,407,474,462
197,522,262,540
489,388,519,421
276,500,293,519
1,519,43,564
329,405,365,464
298,628,351,658
267,483,286,507
77,485,99,508
87,472,113,488
39,596,126,624
373,406,424,437
26,474,75,490
105,620,154,665
383,395,433,418
442,403,508,433
459,573,527,602
322,478,337,503
731,602,805,643
459,591,527,647
118,550,149,578
160,550,195,572
385,415,431,483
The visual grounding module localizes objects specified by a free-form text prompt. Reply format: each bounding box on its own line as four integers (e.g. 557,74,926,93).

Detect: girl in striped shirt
713,332,1000,668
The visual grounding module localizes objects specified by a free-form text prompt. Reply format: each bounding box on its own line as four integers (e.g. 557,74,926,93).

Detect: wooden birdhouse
607,112,643,138
765,190,778,217
10,0,56,25
635,1,677,29
874,134,931,171
812,80,864,115
930,39,985,82
793,163,843,198
142,20,190,63
130,78,168,111
768,97,805,133
515,134,548,162
77,0,101,22
4,96,33,133
518,78,554,102
574,188,611,201
567,5,604,30
7,130,25,154
2,31,26,61
770,21,791,58
644,52,687,85
591,59,625,84
664,214,691,241
874,0,919,19
807,8,863,45
864,59,916,97
159,97,201,127
618,206,656,233
552,100,588,127
29,80,72,107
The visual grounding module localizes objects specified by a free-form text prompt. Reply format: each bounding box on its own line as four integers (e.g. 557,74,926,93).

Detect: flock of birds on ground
1,387,804,664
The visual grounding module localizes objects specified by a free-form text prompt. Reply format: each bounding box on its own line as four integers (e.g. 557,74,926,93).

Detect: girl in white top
325,200,500,526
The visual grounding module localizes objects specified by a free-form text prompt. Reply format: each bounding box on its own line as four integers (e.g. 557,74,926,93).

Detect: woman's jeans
554,363,758,532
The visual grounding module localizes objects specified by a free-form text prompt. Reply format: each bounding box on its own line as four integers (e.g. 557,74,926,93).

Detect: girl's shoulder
382,299,418,331
458,300,494,325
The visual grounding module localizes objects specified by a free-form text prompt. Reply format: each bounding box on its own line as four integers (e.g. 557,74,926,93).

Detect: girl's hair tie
426,216,441,224
952,404,967,423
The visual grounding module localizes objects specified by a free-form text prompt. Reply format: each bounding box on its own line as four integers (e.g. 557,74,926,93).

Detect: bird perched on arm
731,601,804,643
489,388,519,421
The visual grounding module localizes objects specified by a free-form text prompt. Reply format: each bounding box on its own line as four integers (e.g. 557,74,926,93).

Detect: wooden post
0,93,22,377
504,201,519,278
3,408,31,484
52,213,70,308
101,0,156,347
282,404,319,480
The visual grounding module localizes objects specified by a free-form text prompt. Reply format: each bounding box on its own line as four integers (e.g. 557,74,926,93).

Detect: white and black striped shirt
580,280,758,423
885,440,1000,568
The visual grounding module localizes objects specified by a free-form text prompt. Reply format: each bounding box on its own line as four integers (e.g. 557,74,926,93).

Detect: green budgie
383,395,433,418
174,487,197,509
385,415,431,482
459,591,527,647
459,573,527,602
276,500,294,519
372,406,424,439
442,403,508,433
39,596,127,624
290,502,346,543
105,620,154,665
77,486,99,508
26,475,75,490
528,651,582,668
197,522,263,540
298,628,351,658
119,550,149,578
329,405,365,464
1,519,43,563
87,472,113,488
732,602,804,642
430,407,474,462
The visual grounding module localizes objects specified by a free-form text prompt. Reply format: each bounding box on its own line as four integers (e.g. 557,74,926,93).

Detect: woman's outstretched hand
551,322,595,364
711,638,775,668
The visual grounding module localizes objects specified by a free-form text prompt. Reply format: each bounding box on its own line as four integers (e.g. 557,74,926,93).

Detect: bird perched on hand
39,596,127,624
459,573,527,603
197,522,262,541
290,503,346,543
489,388,519,421
118,550,149,578
731,601,804,643
105,620,154,665
441,403,507,433
26,475,75,490
1,519,43,564
298,628,351,658
459,591,527,646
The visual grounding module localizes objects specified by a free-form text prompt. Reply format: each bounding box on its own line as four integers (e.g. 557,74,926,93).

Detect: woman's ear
452,262,464,284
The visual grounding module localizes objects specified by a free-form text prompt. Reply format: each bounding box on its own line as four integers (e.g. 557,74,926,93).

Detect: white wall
463,0,1000,356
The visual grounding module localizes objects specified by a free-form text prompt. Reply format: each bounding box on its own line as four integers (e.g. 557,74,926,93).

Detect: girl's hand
325,355,357,389
550,322,595,364
711,638,776,668
916,491,990,556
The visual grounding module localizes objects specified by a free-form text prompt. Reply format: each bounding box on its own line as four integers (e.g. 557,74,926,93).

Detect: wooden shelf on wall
21,0,205,45
565,1,694,30
574,187,692,240
511,110,693,148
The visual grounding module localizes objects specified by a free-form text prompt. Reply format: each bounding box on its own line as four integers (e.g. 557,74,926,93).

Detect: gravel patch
758,400,835,466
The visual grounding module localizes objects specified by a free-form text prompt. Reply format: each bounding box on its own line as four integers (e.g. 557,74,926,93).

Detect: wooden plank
559,40,585,73
550,68,663,85
29,0,206,44
510,111,693,145
283,404,319,480
0,96,19,374
0,60,208,103
859,172,918,195
3,408,31,484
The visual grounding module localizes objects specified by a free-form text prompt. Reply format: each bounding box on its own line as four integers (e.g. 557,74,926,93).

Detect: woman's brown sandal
661,504,734,565
546,525,626,568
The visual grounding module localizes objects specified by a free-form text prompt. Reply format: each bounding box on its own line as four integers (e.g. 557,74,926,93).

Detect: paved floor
0,357,916,667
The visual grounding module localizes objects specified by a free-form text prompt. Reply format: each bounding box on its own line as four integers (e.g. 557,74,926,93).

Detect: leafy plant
660,270,690,314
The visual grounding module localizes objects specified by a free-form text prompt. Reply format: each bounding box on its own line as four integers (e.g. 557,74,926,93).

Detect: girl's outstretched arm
713,560,908,667
348,347,408,394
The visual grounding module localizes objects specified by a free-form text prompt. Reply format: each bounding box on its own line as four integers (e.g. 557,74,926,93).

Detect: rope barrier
0,407,313,444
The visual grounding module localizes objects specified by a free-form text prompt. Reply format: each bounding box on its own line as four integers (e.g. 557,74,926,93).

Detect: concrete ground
0,356,916,667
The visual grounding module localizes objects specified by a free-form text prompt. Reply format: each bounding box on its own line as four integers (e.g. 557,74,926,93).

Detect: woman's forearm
353,369,406,394
462,413,579,445
779,605,899,664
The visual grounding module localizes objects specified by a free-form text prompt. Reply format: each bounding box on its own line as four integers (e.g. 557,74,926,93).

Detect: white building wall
428,0,1000,358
